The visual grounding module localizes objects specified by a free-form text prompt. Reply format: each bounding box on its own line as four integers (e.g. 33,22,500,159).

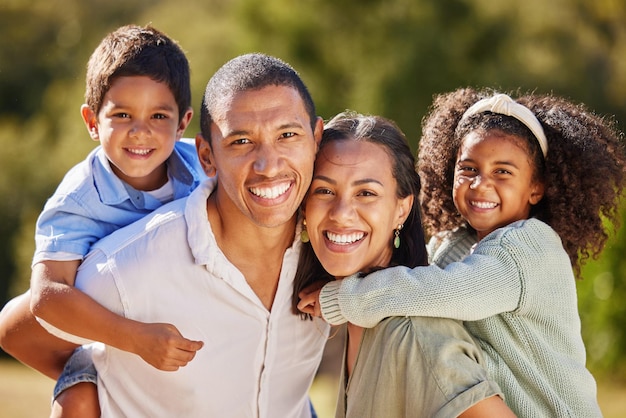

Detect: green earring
300,219,310,243
393,224,403,249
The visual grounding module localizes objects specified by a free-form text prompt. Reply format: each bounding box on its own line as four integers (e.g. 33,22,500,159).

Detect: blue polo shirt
33,139,205,264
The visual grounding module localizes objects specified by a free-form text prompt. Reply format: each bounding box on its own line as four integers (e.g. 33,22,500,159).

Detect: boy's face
197,85,322,228
82,75,193,191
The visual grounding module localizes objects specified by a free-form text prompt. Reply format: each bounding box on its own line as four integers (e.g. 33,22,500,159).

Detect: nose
469,174,489,190
129,119,150,139
253,143,283,177
328,196,356,224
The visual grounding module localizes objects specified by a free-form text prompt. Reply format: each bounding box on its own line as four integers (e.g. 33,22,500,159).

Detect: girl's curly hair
418,87,626,276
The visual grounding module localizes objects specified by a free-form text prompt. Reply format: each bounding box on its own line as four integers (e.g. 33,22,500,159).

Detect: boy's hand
297,281,326,319
131,323,204,371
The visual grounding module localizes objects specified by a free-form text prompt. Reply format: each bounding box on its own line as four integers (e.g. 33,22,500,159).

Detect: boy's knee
50,382,100,418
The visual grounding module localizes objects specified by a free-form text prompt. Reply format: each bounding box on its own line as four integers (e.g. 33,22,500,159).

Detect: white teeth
128,148,151,155
326,231,364,245
249,183,291,199
471,200,498,209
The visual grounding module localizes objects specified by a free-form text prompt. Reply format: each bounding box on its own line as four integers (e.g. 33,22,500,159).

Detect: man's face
198,85,322,228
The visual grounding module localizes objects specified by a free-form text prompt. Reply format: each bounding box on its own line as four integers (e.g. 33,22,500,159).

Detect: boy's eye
113,112,130,119
280,132,296,139
231,138,251,145
152,113,168,120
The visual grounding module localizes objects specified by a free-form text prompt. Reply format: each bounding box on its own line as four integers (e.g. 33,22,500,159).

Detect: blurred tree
0,0,624,378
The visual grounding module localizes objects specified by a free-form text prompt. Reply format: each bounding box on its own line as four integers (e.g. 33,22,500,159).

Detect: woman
294,112,515,417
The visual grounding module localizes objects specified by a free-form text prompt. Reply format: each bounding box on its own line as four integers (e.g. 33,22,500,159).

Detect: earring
393,224,403,249
300,219,310,243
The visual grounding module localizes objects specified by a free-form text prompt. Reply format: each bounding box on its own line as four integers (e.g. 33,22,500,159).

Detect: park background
0,0,625,416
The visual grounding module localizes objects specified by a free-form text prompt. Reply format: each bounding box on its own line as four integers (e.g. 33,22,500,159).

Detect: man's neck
206,193,296,310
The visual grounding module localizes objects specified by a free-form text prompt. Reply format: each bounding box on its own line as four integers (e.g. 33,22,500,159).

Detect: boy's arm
0,290,78,379
30,260,203,371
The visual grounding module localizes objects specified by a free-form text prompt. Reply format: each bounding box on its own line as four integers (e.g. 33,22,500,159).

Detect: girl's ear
196,133,217,177
81,105,99,141
529,181,545,205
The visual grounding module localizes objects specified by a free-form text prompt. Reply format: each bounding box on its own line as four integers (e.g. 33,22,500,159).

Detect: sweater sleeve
320,226,526,328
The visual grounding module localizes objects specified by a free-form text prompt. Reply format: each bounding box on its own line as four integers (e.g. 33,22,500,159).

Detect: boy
0,24,205,417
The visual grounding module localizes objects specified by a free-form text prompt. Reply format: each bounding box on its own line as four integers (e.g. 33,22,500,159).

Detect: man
51,53,327,417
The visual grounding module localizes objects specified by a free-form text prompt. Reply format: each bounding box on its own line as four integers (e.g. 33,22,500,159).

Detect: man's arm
0,290,77,379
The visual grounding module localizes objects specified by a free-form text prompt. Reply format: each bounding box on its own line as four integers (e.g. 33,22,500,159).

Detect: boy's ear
196,133,217,177
81,105,99,141
176,107,194,139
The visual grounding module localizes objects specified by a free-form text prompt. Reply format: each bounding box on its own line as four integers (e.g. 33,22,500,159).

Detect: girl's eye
113,112,130,119
457,166,476,174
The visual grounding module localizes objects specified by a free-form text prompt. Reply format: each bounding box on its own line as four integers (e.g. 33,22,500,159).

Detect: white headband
460,93,548,157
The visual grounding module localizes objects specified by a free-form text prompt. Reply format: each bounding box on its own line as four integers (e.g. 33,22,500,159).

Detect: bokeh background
1,0,625,416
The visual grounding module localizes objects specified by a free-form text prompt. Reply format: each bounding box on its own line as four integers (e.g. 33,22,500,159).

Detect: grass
1,358,624,418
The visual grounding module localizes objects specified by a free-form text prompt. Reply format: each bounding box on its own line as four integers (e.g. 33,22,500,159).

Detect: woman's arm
459,395,517,418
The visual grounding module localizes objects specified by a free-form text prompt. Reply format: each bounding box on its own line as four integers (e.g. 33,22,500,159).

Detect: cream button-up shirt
65,180,328,418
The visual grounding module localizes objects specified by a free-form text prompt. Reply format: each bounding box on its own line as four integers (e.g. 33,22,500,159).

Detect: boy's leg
50,344,99,418
0,290,78,379
50,382,99,418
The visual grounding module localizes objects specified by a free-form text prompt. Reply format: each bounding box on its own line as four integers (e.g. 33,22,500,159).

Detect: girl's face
305,140,412,278
453,131,544,240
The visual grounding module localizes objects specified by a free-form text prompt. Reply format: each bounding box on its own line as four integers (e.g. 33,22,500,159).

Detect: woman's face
305,139,412,278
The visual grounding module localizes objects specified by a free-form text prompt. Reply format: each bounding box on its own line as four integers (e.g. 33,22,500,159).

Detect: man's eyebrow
223,122,305,139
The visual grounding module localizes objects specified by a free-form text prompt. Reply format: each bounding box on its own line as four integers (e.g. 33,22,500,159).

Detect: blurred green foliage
1,0,624,378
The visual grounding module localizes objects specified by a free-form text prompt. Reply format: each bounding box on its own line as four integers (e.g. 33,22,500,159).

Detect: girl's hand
297,281,326,318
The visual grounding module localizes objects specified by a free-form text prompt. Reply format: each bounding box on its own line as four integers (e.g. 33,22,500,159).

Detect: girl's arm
316,220,559,328
30,260,203,371
317,239,523,328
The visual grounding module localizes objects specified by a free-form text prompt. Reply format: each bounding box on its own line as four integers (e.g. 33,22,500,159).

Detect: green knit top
319,218,602,417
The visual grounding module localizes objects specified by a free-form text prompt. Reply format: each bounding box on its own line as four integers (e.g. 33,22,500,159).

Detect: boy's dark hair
85,24,191,121
292,111,429,317
199,53,317,145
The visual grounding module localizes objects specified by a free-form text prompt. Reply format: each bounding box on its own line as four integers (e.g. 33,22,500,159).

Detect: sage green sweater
319,218,602,417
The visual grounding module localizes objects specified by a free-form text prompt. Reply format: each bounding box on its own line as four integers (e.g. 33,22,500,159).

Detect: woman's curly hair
418,87,626,276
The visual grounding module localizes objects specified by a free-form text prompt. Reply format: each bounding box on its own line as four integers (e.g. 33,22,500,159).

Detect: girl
295,111,515,417
300,91,626,417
